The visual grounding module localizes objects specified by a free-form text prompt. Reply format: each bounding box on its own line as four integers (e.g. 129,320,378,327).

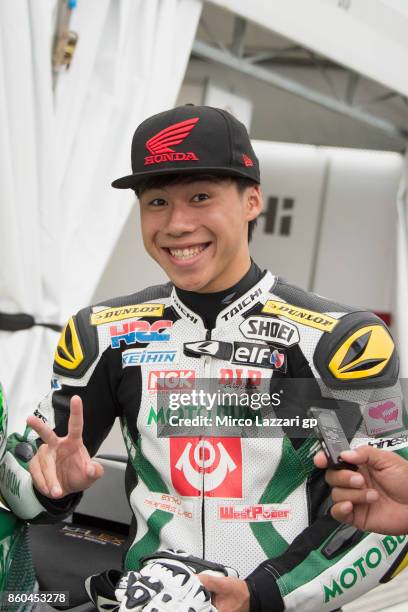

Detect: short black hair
134,173,259,242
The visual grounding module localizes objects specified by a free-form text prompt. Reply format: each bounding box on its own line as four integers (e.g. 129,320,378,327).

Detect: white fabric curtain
395,153,408,378
0,0,202,432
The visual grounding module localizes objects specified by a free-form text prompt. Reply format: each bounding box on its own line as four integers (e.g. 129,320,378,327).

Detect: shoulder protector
53,307,98,379
314,311,399,389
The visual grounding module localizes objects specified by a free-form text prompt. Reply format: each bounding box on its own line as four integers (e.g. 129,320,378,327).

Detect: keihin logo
144,118,200,165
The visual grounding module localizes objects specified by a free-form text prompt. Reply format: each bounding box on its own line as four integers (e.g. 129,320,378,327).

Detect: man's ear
245,184,263,222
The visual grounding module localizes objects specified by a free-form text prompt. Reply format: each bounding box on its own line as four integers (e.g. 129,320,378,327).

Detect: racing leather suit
2,269,408,612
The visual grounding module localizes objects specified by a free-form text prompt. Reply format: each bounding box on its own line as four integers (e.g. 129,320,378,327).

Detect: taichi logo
144,118,200,166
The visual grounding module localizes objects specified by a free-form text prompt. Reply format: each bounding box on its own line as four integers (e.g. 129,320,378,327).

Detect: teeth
169,244,206,260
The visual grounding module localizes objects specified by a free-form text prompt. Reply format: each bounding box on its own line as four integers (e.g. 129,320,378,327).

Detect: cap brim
111,166,260,189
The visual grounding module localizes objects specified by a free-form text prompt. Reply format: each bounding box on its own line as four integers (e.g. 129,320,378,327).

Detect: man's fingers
26,415,59,447
313,450,328,469
67,395,84,441
340,446,389,468
29,456,50,497
331,502,354,522
198,574,225,593
38,449,63,498
325,469,365,489
332,486,379,505
86,460,104,482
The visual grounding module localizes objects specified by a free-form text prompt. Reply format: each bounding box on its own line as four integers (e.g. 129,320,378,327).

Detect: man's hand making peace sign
27,395,104,499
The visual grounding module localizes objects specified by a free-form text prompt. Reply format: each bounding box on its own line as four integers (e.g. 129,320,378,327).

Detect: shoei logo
170,437,242,498
262,300,338,332
110,320,172,348
329,325,394,381
55,318,84,371
91,304,164,325
232,342,287,371
144,118,200,166
240,316,299,347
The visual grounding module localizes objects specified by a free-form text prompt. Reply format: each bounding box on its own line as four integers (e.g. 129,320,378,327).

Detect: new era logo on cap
242,154,253,167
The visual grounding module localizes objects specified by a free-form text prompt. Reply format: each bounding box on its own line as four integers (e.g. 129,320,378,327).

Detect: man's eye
192,193,209,202
148,198,167,207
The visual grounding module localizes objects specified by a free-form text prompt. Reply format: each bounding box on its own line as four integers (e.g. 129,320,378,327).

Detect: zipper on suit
201,328,212,559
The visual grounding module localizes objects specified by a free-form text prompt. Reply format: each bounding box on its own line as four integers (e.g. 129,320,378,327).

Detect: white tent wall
0,0,202,433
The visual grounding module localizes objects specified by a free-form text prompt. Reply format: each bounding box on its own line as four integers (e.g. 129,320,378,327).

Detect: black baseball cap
111,104,260,189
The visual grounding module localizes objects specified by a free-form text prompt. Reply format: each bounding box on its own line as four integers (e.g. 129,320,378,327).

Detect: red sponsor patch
110,320,172,348
218,367,262,387
170,437,242,498
148,369,195,392
144,118,199,166
362,396,403,436
218,504,291,522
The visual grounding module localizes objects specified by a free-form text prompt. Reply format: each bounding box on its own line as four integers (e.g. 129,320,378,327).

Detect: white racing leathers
2,270,408,611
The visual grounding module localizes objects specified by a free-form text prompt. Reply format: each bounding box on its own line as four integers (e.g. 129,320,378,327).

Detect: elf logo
240,316,299,347
148,369,195,392
170,437,242,498
232,342,287,371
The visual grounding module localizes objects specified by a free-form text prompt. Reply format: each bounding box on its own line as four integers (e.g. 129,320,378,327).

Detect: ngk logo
219,368,262,387
170,437,242,498
148,369,195,392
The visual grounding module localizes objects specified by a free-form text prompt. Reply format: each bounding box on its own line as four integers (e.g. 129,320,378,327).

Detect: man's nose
164,203,196,236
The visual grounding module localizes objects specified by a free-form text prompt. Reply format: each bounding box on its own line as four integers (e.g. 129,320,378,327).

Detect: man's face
139,178,262,292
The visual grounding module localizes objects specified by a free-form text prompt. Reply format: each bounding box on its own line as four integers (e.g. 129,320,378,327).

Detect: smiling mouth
164,243,211,261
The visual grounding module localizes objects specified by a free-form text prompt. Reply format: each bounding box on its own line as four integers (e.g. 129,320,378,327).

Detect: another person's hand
198,575,250,612
27,395,104,499
314,446,408,534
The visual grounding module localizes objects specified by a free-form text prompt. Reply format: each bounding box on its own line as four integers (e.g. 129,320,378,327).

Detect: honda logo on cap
144,118,200,166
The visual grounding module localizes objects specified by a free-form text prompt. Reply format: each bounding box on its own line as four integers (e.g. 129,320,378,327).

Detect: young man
0,105,406,612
